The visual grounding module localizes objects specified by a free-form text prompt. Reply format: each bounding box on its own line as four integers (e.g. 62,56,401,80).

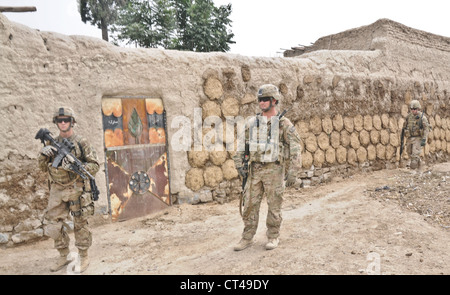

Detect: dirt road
1,163,449,275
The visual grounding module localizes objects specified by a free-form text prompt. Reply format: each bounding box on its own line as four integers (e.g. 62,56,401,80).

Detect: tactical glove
61,156,73,171
41,145,56,157
285,171,297,187
420,138,426,146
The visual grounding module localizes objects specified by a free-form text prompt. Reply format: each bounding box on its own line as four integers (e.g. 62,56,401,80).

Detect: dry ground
1,162,449,275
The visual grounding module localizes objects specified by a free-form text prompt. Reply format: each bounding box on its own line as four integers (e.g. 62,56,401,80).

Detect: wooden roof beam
0,6,37,13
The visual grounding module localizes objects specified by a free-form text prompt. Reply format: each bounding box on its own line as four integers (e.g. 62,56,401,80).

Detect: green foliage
78,0,127,41
112,0,176,48
112,0,235,52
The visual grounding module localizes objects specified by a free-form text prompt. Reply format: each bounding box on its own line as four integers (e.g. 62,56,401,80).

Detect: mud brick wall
184,74,450,200
0,15,449,246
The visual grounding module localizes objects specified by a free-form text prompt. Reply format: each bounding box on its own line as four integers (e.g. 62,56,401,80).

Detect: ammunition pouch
404,129,411,138
69,192,94,218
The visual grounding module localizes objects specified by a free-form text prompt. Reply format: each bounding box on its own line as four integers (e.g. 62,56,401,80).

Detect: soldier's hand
41,145,56,157
237,167,248,178
420,138,426,146
285,172,296,187
61,156,73,171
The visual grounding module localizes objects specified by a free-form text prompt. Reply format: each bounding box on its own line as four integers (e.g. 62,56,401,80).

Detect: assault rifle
239,141,250,217
35,128,100,201
400,127,405,157
239,108,290,216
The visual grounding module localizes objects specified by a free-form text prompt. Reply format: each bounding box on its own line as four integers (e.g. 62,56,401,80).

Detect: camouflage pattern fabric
402,111,430,169
38,133,99,250
405,137,423,169
403,111,430,139
241,162,284,239
233,113,301,240
42,182,92,250
38,134,99,185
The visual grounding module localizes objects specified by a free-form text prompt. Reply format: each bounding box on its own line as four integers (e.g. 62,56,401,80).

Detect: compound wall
0,15,449,246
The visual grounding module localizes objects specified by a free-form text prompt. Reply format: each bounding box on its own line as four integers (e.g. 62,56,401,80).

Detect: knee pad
74,227,92,249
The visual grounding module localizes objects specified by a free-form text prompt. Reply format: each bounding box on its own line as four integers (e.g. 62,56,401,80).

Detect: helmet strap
261,101,271,112
261,98,276,112
58,124,71,134
56,118,73,134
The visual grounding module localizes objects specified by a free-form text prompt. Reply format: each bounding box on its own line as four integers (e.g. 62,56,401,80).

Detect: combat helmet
53,107,76,124
410,100,421,109
258,84,281,104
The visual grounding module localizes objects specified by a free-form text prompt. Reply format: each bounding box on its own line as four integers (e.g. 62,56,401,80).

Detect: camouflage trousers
43,181,92,251
405,137,423,169
241,162,284,240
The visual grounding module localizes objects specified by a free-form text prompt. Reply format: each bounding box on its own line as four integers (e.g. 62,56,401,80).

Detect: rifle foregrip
52,154,65,168
90,179,100,201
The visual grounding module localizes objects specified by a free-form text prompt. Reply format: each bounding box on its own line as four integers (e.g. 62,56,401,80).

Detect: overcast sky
2,0,449,57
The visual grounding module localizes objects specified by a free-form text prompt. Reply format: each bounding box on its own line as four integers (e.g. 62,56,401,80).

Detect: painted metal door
102,97,171,222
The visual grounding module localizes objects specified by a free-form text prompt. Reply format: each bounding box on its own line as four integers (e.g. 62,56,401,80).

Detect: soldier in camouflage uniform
233,84,301,251
38,107,99,272
402,100,431,170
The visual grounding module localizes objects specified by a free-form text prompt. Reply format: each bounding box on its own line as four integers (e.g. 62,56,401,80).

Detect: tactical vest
405,112,424,138
248,115,287,164
47,134,85,185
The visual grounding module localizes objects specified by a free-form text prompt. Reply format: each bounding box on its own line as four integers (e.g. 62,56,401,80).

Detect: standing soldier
38,107,99,273
401,100,431,170
233,84,301,251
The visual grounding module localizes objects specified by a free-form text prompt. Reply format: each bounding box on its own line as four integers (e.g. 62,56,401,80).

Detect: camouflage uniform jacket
38,133,99,186
403,111,431,140
233,113,301,174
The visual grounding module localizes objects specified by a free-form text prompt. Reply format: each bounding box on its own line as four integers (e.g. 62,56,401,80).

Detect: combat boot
233,238,254,251
418,160,427,173
78,249,90,273
50,248,70,272
265,238,279,250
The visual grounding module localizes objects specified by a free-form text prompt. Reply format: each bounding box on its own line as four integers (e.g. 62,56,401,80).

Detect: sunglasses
55,117,71,123
258,97,272,102
410,108,418,110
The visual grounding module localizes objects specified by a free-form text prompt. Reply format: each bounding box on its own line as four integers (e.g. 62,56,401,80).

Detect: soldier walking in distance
38,107,99,272
401,100,431,170
233,84,301,251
